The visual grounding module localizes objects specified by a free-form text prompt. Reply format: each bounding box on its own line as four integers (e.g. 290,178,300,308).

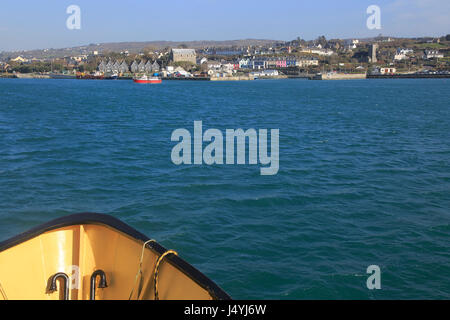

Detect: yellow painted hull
0,213,230,300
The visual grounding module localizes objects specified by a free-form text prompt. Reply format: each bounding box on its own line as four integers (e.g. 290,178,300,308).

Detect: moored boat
106,73,119,80
133,74,162,84
0,213,230,300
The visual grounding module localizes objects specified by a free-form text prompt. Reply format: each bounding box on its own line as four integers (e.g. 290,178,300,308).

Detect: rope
128,239,178,300
128,239,156,300
0,281,7,300
154,249,178,300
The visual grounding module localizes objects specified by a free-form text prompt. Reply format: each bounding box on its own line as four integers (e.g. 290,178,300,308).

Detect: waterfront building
173,66,191,77
145,60,153,73
238,58,252,69
296,57,319,67
130,61,139,73
250,69,279,77
286,57,297,67
266,58,277,69
379,67,396,74
207,61,222,70
106,60,114,73
119,61,129,73
170,49,197,64
138,60,146,73
152,61,160,72
263,70,279,76
113,61,121,73
221,62,236,74
252,58,266,70
98,61,107,73
276,57,287,68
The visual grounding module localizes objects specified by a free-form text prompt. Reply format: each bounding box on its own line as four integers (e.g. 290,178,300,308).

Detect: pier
367,73,450,79
163,77,210,81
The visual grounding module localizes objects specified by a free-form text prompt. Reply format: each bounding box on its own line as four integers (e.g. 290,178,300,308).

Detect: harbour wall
319,73,367,80
367,74,450,79
210,75,255,81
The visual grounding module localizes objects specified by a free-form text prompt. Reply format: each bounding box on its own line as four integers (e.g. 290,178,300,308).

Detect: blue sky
0,0,449,51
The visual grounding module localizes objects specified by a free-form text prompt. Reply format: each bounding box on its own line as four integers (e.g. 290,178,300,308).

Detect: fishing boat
107,73,119,80
133,74,162,84
0,213,230,300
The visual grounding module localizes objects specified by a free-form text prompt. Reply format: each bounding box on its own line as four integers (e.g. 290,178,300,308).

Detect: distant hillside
95,39,281,50
0,39,281,60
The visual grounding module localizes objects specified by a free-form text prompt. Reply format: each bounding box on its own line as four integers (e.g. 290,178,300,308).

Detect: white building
238,58,252,69
71,55,88,63
424,50,444,59
197,57,208,65
380,67,396,74
301,48,335,56
173,66,192,77
394,49,413,61
345,39,359,50
250,70,279,77
221,63,235,74
296,57,319,67
262,69,279,76
207,61,222,70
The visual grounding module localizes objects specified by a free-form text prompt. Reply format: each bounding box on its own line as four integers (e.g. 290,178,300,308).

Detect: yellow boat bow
0,213,230,300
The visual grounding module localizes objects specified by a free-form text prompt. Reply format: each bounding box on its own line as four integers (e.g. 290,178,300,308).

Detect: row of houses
97,60,161,74
237,56,319,69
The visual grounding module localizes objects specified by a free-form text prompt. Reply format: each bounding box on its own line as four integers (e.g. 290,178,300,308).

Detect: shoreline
2,72,450,81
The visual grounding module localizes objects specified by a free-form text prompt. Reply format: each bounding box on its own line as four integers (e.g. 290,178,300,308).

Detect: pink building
276,58,287,68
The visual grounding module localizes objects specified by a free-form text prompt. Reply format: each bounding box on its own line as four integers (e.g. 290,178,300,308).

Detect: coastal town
1,34,449,80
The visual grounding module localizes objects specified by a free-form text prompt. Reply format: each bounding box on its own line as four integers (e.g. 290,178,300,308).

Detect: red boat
133,75,162,84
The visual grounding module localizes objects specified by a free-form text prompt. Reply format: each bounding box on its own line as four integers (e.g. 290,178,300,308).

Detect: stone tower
370,43,378,63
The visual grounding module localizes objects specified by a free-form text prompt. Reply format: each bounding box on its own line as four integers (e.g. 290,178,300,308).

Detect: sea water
0,78,449,299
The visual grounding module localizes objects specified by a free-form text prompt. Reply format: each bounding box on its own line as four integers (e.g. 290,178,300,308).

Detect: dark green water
0,78,449,299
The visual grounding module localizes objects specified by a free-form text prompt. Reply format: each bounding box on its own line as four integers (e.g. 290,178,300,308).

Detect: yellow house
10,56,28,63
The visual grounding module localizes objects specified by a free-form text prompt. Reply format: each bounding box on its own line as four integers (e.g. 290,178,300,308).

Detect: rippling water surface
0,78,449,299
